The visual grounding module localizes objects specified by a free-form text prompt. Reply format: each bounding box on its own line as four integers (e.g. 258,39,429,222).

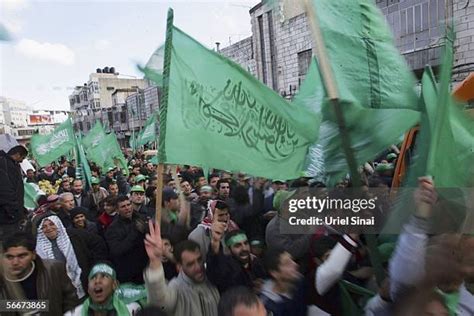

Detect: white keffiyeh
36,215,85,298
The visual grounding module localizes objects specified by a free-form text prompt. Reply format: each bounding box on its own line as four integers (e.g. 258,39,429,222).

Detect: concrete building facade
221,0,474,98
0,96,70,143
70,67,160,147
70,67,146,134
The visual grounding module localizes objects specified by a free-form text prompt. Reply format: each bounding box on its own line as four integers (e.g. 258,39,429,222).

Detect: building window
297,49,312,86
120,111,127,123
108,112,113,127
258,14,268,85
267,11,278,91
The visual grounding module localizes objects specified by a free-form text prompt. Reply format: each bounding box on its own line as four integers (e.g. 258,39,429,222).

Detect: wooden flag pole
155,8,174,226
155,163,164,225
303,0,385,285
303,0,361,187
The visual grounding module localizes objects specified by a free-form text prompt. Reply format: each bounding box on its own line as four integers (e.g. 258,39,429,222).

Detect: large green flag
137,114,157,146
141,13,319,180
82,121,107,150
87,132,128,173
296,59,420,185
293,0,422,185
30,119,76,166
383,31,474,234
423,35,474,188
311,0,419,111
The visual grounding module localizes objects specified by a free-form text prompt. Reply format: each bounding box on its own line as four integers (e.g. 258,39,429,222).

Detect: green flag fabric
383,31,474,234
82,121,107,150
311,0,419,111
138,43,165,87
30,119,76,166
137,114,157,146
423,34,474,188
24,182,40,210
142,22,319,180
76,135,93,189
296,59,420,186
87,132,128,174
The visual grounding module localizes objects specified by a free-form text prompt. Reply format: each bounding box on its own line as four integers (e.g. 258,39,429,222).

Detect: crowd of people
1,142,473,316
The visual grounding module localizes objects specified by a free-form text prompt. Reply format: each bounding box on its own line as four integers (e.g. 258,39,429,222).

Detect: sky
0,0,260,111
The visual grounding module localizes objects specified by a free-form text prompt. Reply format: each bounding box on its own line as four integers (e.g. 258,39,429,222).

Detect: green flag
87,132,128,174
76,135,93,189
82,121,107,150
423,32,474,188
24,182,40,210
138,43,165,87
137,113,157,146
141,11,319,180
383,30,474,234
311,0,419,110
296,59,420,186
30,119,76,166
294,0,421,185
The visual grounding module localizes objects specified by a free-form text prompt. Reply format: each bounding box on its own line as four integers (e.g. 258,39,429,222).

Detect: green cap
130,185,145,193
273,190,296,213
135,174,147,182
88,263,116,280
107,167,115,173
386,153,397,161
375,163,394,172
91,177,100,185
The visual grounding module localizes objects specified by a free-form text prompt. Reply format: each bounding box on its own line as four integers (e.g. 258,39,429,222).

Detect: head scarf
197,200,239,231
36,215,85,298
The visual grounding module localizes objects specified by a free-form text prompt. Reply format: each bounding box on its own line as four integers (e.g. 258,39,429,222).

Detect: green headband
88,264,116,280
226,234,248,247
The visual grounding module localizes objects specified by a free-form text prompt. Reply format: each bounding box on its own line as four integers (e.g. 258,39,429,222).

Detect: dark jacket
190,200,208,230
260,278,307,316
206,244,266,294
0,150,26,224
105,213,148,284
134,203,155,220
0,257,80,315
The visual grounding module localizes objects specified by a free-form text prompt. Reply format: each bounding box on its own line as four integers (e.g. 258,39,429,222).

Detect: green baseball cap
375,163,394,172
88,263,116,280
273,190,296,213
91,177,100,185
107,167,115,173
130,185,145,193
386,153,398,161
135,174,147,182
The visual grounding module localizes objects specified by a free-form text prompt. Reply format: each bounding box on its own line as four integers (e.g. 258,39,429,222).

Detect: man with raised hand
144,220,220,316
206,227,266,294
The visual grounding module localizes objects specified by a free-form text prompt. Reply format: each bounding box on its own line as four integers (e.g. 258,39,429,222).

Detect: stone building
220,0,474,97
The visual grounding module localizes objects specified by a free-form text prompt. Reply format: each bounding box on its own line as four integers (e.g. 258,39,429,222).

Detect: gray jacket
144,265,220,316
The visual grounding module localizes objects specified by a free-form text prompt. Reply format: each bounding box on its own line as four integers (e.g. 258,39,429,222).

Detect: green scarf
168,210,178,223
436,288,460,316
81,293,130,316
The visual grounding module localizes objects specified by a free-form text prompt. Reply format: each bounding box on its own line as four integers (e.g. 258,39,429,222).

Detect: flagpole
303,0,360,187
304,0,385,285
155,8,174,226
